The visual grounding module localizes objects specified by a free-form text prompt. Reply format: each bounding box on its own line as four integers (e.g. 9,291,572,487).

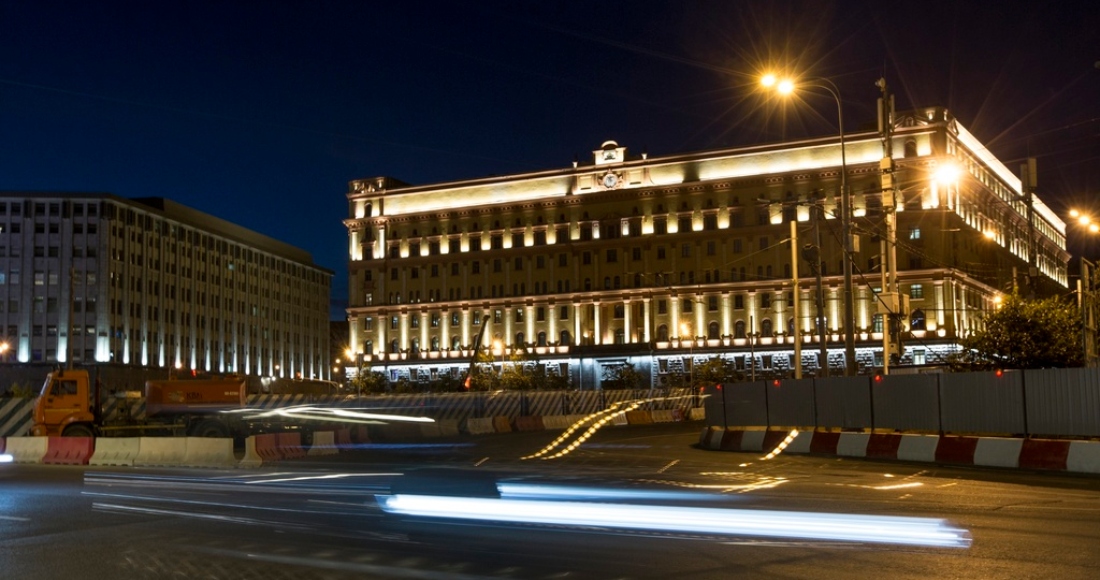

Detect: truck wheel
62,424,95,438
190,420,230,438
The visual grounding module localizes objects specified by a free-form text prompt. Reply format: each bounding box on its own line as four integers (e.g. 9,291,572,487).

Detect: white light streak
0,453,12,463
377,494,970,548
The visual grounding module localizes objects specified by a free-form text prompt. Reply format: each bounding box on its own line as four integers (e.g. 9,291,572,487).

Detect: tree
953,293,1083,370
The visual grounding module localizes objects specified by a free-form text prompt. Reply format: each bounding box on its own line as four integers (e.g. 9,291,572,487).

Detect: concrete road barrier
5,436,48,464
90,437,141,466
308,431,339,456
239,435,265,468
974,437,1023,469
897,434,939,463
181,437,237,468
43,436,95,465
252,433,282,463
1068,441,1100,474
465,418,494,435
491,416,512,433
437,420,461,437
276,432,307,459
133,437,188,467
837,433,871,458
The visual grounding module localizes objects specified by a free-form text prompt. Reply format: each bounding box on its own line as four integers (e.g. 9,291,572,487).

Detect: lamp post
761,74,857,375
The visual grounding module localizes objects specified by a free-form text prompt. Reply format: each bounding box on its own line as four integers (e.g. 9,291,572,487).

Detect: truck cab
31,369,96,437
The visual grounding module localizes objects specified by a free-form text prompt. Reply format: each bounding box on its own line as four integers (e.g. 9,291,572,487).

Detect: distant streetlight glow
1070,209,1100,233
933,163,960,185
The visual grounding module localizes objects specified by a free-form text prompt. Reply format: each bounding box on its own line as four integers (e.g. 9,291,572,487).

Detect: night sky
2,1,1097,318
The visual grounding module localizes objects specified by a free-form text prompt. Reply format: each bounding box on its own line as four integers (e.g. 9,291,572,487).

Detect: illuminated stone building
0,193,332,380
344,107,1067,387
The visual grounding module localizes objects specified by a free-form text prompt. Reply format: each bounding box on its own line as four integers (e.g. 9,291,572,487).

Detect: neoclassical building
344,107,1067,387
0,193,332,380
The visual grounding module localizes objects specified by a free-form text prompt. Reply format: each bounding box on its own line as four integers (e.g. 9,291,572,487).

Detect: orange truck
31,367,260,438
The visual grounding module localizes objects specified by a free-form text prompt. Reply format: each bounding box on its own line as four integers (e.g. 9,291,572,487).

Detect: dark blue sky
2,1,1097,318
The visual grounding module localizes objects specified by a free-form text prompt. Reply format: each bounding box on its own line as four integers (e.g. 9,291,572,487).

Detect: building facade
0,194,332,380
343,107,1067,388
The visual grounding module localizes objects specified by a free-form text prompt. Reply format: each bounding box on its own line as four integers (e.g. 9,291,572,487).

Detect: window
681,244,691,258
734,295,744,309
909,228,921,240
653,217,667,235
683,299,693,313
912,349,926,365
735,320,746,338
761,319,773,337
606,249,617,263
708,296,718,311
678,216,692,232
910,284,924,299
872,313,884,333
657,300,667,314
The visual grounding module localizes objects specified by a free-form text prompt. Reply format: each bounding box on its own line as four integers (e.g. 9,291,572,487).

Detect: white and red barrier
5,436,48,463
700,427,1100,475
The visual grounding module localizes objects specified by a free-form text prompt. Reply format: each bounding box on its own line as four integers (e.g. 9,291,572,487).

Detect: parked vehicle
30,367,291,438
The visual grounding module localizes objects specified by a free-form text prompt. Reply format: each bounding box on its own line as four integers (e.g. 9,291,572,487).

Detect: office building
0,193,332,380
343,107,1067,387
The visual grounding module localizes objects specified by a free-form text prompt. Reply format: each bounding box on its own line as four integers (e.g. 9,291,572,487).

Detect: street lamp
761,73,858,375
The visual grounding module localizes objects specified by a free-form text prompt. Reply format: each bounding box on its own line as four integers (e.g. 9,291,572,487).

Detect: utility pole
876,78,904,373
811,203,829,375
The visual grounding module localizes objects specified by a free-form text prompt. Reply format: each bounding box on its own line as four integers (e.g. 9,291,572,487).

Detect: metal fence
702,368,1100,438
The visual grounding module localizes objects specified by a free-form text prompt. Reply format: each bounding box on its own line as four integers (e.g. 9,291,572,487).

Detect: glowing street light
760,73,857,375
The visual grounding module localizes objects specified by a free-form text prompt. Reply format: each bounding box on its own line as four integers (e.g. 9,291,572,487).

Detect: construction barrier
837,433,871,458
308,431,339,456
437,419,461,437
418,422,443,438
252,433,283,462
180,437,237,468
610,412,628,426
624,410,654,425
650,410,676,423
542,415,572,430
974,437,1023,469
700,427,1100,475
276,432,307,459
1068,441,1100,474
334,428,352,448
465,417,495,435
689,407,706,421
512,416,545,432
42,436,95,465
133,437,188,467
239,435,265,467
5,436,48,463
89,437,141,466
491,416,512,433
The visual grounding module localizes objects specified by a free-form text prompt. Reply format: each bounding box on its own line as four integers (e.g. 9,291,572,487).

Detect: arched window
707,321,720,340
735,320,746,339
560,330,572,345
389,339,399,353
910,309,926,331
430,336,439,351
364,340,373,355
657,324,669,341
904,139,918,158
761,319,773,337
537,331,547,346
515,332,525,346
451,336,461,350
788,317,795,335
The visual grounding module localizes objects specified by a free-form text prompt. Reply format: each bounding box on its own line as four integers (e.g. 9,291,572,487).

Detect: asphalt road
2,423,1099,579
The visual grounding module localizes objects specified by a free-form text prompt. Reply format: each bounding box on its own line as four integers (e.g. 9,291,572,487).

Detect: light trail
377,494,971,548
